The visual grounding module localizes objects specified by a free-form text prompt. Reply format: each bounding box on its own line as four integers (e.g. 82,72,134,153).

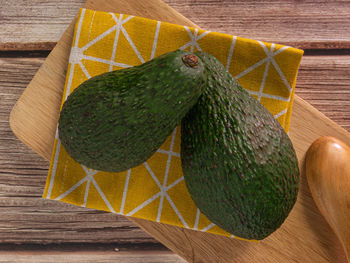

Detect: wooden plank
0,0,84,50
0,251,185,263
166,0,350,49
1,55,349,244
295,55,350,131
1,0,350,50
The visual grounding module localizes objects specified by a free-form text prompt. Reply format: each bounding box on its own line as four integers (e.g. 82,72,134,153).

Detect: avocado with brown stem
181,51,300,240
58,50,205,172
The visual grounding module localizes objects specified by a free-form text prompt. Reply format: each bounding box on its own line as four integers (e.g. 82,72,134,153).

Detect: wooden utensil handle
306,136,350,262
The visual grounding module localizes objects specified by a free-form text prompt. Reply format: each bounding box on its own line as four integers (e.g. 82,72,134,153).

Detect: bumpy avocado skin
181,52,300,240
58,50,205,172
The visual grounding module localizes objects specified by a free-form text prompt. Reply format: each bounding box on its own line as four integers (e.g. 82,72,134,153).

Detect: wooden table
1,0,350,261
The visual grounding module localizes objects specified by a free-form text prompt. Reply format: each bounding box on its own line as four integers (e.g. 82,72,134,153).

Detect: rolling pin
305,136,350,262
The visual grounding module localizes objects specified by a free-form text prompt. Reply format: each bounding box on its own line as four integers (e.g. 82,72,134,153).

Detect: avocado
181,52,300,240
58,50,205,172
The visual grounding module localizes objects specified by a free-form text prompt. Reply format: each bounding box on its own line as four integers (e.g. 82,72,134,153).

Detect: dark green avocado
180,52,300,240
58,50,205,172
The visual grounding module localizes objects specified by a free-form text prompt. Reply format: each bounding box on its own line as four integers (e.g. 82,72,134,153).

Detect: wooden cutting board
9,0,350,262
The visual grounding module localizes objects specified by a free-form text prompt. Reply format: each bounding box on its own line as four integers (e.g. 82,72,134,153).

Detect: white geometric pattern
46,8,300,239
226,35,237,70
235,42,291,105
180,26,211,52
123,128,216,232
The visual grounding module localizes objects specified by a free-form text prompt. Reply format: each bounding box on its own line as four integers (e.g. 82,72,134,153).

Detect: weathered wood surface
0,254,184,263
296,55,350,131
0,243,185,262
1,0,350,50
0,0,85,50
0,249,185,263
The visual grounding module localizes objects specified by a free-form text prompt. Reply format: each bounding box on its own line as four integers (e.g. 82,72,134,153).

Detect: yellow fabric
43,8,303,241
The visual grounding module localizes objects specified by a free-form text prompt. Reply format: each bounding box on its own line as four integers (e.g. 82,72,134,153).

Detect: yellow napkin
43,8,303,241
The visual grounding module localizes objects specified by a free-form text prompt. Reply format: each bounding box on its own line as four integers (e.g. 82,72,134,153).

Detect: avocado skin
181,52,300,240
58,50,205,172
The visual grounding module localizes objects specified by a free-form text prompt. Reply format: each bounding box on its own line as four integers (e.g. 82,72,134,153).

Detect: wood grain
2,0,350,50
7,0,350,262
0,250,185,263
165,0,350,49
0,0,84,50
295,55,350,132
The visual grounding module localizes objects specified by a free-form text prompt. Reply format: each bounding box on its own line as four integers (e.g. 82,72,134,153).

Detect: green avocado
58,50,205,172
180,52,300,240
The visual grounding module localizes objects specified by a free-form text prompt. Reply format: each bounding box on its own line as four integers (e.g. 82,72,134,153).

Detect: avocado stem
182,54,198,68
